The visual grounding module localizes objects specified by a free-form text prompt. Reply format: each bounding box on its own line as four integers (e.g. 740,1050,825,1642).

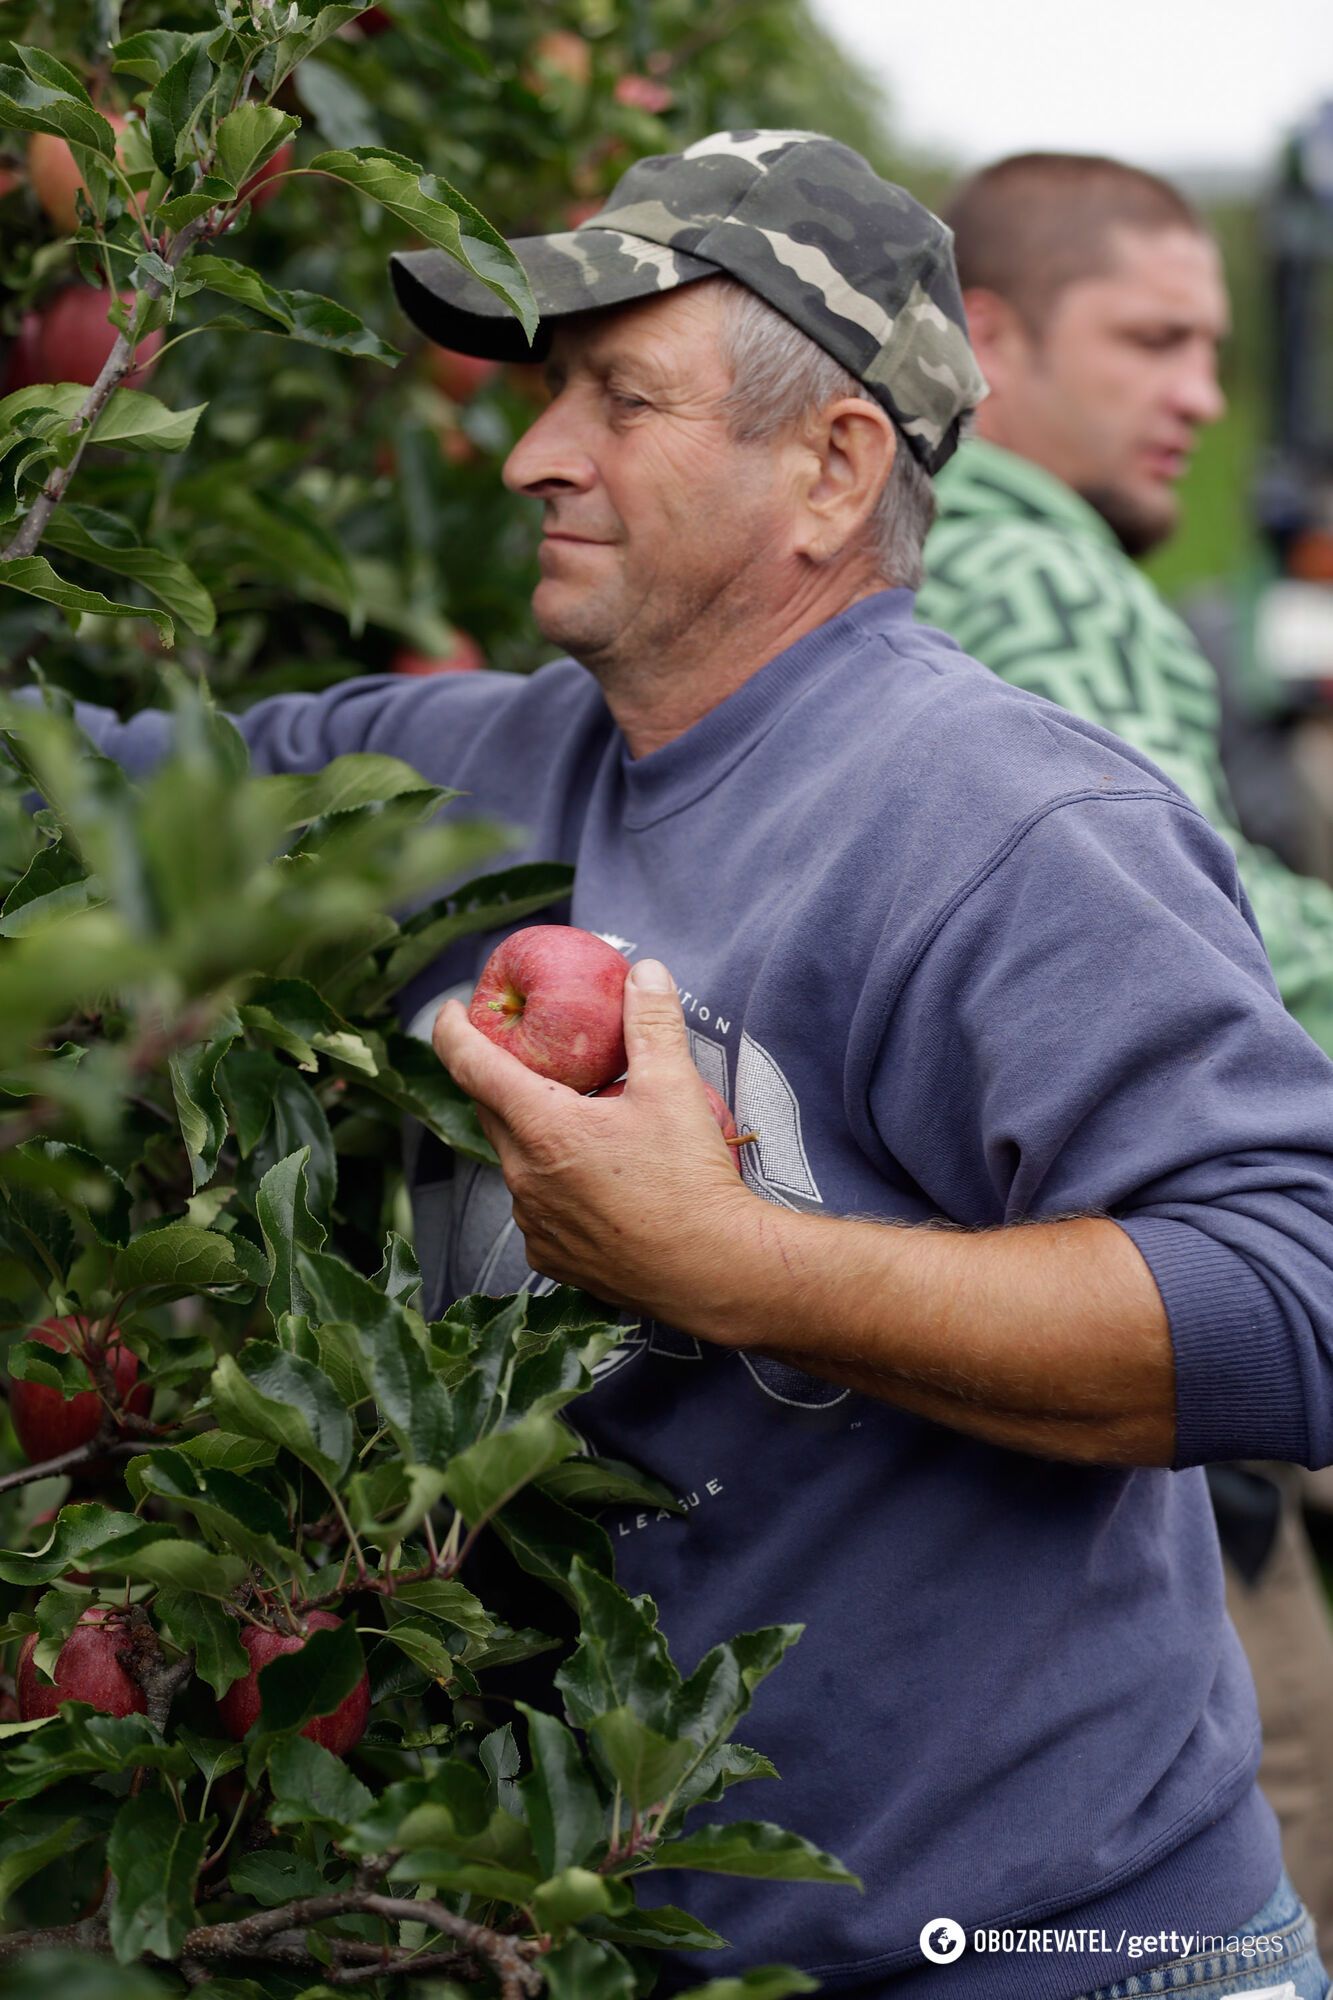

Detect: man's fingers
623,957,691,1074
432,998,557,1122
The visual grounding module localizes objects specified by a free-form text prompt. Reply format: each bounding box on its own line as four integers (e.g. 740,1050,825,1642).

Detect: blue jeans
1069,1869,1330,1999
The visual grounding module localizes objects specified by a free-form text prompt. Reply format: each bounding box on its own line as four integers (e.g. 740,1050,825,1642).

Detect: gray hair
713,278,936,589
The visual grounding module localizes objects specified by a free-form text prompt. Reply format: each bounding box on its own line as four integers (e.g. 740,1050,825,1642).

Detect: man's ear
960,287,1031,394
792,398,896,566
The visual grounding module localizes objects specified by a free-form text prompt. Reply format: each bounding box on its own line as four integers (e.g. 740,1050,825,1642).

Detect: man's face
980,225,1229,555
501,282,794,672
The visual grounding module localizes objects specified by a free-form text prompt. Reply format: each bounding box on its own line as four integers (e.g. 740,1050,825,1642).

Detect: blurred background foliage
0,0,935,714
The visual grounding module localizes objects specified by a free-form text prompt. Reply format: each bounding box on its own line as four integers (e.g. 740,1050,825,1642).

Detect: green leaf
43,505,216,640
228,1848,326,1907
112,1221,256,1301
267,1733,373,1831
177,1430,278,1473
7,1336,93,1398
669,1973,820,2000
31,1588,92,1681
107,1789,210,1963
0,836,91,935
145,41,214,176
364,1029,496,1164
215,103,299,192
251,1066,337,1226
299,1249,451,1464
542,1935,638,2000
373,1230,421,1308
0,66,116,153
389,1577,489,1639
91,390,205,456
111,30,202,89
191,255,402,366
259,752,454,827
589,1708,696,1814
555,1563,679,1734
0,1506,154,1588
646,1822,861,1886
442,1410,576,1529
587,1903,728,1953
154,175,238,229
174,1730,243,1788
0,1710,190,1802
0,558,173,647
241,976,378,1074
131,1449,293,1574
491,1488,614,1605
376,1618,454,1685
265,5,368,91
0,1789,111,1917
217,1046,281,1158
211,1345,353,1485
168,1014,239,1190
256,1147,327,1321
533,1866,618,1932
255,1617,365,1740
15,47,93,105
479,1721,521,1816
539,1455,685,1515
156,1590,251,1698
90,1536,247,1599
307,148,537,338
519,1704,604,1878
376,860,575,996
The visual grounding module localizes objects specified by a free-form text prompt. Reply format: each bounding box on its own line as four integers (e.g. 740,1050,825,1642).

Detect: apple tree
0,2,881,1994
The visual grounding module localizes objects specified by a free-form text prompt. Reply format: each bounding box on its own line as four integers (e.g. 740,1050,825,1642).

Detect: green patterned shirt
918,437,1333,1055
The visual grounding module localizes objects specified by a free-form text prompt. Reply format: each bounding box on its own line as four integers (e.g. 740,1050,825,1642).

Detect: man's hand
435,955,1175,1465
432,957,753,1319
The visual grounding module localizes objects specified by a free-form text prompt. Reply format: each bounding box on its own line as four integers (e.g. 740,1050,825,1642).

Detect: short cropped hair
945,153,1206,332
712,278,936,590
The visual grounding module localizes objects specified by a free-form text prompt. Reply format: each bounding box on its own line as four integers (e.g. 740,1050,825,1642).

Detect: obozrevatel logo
919,1918,967,1964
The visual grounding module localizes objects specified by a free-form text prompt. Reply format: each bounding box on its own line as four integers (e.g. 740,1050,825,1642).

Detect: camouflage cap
389,129,987,473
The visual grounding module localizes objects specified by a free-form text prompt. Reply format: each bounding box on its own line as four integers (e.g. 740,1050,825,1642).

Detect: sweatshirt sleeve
865,783,1333,1470
918,522,1333,1060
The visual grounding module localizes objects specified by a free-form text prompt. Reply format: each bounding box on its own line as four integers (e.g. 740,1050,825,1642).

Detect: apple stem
728,1130,759,1149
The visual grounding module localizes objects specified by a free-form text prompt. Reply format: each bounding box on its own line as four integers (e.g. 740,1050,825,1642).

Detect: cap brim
389,225,719,363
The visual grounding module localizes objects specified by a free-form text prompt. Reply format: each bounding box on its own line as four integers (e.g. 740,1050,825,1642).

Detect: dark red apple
522,30,592,93
612,74,674,114
217,1610,370,1755
390,633,485,676
594,1077,743,1171
9,1316,150,1465
237,140,294,215
468,926,628,1092
27,114,144,235
426,346,500,405
17,1607,147,1720
0,284,164,394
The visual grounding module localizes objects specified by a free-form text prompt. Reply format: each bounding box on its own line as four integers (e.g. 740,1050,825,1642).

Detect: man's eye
610,391,649,411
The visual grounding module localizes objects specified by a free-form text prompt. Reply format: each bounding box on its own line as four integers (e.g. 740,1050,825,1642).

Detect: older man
51,135,1333,1999
915,151,1333,1958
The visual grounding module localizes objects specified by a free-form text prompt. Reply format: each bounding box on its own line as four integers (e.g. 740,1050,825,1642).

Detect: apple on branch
217,1609,370,1755
467,926,629,1093
17,1606,148,1720
9,1315,150,1466
0,284,163,395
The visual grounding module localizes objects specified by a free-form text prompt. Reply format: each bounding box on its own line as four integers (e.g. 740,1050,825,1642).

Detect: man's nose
1174,345,1226,429
502,395,597,497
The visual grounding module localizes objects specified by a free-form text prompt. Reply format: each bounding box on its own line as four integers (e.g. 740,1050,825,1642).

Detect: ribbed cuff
1115,1214,1310,1468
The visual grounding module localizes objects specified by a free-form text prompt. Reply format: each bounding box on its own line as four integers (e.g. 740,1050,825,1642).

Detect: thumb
623,957,691,1075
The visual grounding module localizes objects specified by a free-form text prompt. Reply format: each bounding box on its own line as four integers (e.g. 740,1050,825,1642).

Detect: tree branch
0,217,209,564
0,1429,142,1495
183,1892,544,1993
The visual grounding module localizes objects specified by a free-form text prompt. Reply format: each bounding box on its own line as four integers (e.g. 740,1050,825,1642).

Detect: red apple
0,284,164,394
612,74,674,114
0,167,21,201
9,1316,149,1465
594,1077,743,1170
27,114,145,235
237,140,294,215
522,29,592,93
390,634,485,676
469,926,628,1092
426,346,500,405
217,1610,370,1754
17,1607,148,1720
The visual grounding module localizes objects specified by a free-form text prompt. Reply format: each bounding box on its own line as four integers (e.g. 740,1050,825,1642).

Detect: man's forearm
671,1204,1176,1466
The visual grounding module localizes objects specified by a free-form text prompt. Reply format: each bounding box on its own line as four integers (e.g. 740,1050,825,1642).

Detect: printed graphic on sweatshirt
407,986,847,1410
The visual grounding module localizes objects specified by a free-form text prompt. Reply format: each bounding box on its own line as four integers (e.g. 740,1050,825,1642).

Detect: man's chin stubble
1077,483,1178,559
